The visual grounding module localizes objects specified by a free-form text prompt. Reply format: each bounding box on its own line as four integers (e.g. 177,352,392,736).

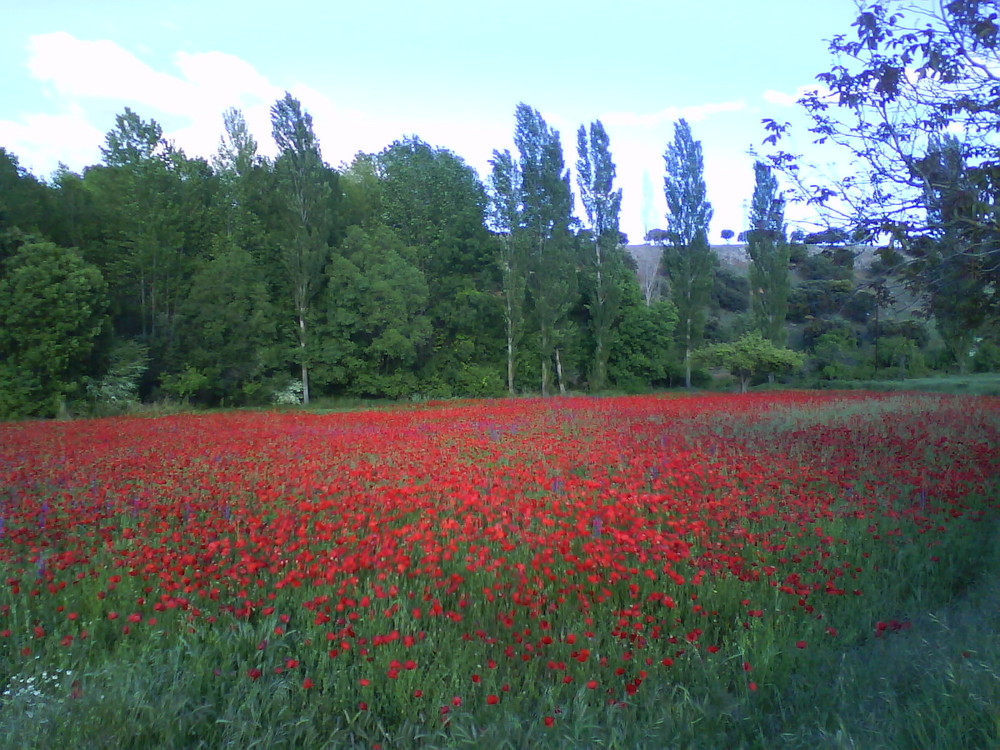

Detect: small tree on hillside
694,331,804,393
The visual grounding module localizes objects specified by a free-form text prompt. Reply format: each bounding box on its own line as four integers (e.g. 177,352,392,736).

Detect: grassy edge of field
812,372,1000,396
772,515,1000,749
4,515,996,750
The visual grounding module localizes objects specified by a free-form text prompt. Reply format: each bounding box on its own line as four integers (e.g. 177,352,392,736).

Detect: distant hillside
626,243,877,279
626,243,749,301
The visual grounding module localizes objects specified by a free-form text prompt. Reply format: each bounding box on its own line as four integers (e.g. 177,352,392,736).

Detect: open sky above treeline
1,0,865,242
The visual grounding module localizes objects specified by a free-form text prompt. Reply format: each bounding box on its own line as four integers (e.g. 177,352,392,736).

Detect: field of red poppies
1,392,998,749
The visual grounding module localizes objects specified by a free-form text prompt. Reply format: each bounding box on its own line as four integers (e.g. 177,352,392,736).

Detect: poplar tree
487,148,526,395
660,119,715,387
514,103,575,396
576,120,623,391
747,161,790,344
270,93,334,405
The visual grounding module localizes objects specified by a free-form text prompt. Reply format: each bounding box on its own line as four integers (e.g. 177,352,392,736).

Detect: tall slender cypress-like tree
270,93,333,405
660,119,715,387
487,148,526,395
576,120,623,391
514,103,575,396
747,161,790,344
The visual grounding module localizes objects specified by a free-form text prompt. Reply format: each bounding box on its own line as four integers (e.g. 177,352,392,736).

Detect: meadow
0,392,997,749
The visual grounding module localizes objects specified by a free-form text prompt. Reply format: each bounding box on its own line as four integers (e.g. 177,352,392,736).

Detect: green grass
818,372,1000,396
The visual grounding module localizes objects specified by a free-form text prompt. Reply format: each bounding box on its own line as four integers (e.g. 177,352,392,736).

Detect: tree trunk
540,324,551,396
555,348,566,395
505,293,516,396
684,320,692,388
299,314,310,405
593,338,606,392
506,334,515,396
592,240,606,390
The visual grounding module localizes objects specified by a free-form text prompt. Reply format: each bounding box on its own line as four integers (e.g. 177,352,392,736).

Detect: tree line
2,1,997,418
0,99,724,417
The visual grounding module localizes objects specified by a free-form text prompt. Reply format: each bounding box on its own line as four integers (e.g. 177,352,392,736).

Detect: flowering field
1,392,998,749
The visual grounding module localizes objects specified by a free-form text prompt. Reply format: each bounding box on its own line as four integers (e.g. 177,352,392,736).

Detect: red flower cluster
0,393,996,709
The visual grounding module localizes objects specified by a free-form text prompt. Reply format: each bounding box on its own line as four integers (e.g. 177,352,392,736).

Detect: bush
972,338,1000,373
797,252,854,282
85,340,149,415
272,380,304,405
711,266,749,313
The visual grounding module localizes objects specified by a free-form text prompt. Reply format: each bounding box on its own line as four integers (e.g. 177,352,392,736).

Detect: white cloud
0,105,104,177
762,89,799,107
762,83,832,108
175,50,282,111
27,32,192,112
12,32,501,177
4,32,299,174
602,100,746,129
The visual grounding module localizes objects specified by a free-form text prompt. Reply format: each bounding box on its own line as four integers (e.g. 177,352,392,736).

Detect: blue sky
0,0,863,242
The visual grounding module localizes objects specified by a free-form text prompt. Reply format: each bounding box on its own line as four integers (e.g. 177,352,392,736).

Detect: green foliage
608,291,679,390
0,149,49,242
488,149,528,395
972,338,1000,373
86,339,149,410
576,120,624,391
710,265,749,313
0,241,109,417
868,319,930,349
787,279,855,323
797,251,853,282
876,336,929,379
320,225,430,399
175,243,277,405
694,331,805,392
746,162,791,344
375,138,500,390
100,107,168,168
515,103,577,396
841,286,877,324
802,318,855,351
811,329,863,381
659,119,715,387
160,365,211,402
271,93,337,404
769,0,1000,332
213,107,272,261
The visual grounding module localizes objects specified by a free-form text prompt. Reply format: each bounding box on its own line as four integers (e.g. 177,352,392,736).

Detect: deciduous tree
747,161,791,344
659,119,716,387
270,93,337,404
487,148,527,395
376,137,499,391
694,331,804,393
576,120,624,391
764,0,999,336
515,104,577,396
0,241,108,416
